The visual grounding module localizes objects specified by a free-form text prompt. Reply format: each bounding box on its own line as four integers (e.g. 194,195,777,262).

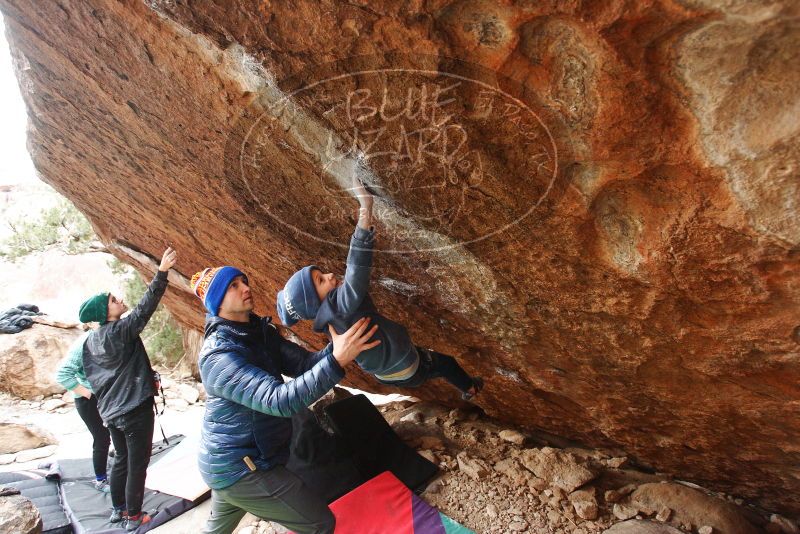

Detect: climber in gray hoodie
276,178,483,400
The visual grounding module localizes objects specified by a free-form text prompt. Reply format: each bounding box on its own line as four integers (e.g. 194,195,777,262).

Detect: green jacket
55,331,93,398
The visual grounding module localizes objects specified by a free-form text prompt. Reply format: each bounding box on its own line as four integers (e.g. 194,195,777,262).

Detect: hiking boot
462,377,484,401
125,512,151,531
109,508,126,523
94,479,110,493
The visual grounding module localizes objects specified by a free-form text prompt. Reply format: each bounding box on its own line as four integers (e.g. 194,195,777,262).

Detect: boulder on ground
493,457,532,486
605,483,637,503
417,436,446,451
613,502,639,521
569,488,599,520
606,457,629,469
630,482,760,534
42,398,67,411
520,447,597,493
0,423,57,455
498,429,526,445
456,452,490,480
0,324,83,399
15,445,57,463
385,402,449,426
400,411,424,423
0,494,43,534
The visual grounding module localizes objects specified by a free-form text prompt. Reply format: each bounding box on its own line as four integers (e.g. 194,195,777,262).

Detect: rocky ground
1,373,798,534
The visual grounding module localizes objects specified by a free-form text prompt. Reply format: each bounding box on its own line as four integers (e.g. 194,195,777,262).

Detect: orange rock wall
1,0,798,515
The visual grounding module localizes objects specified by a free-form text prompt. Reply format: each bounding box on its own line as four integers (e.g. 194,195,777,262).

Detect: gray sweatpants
202,466,335,534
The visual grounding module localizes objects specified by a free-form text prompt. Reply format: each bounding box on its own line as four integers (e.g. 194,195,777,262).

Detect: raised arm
353,173,373,231
114,247,176,342
336,177,375,315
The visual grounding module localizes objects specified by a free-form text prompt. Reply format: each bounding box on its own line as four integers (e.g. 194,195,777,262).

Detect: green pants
202,466,335,534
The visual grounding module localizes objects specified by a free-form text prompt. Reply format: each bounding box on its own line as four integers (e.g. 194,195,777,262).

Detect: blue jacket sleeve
335,225,375,317
200,345,345,418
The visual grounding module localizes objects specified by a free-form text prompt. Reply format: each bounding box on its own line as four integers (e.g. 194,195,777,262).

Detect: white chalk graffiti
236,62,559,254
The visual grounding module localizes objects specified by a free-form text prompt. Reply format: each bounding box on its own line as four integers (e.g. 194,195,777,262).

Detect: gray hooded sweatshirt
312,226,418,378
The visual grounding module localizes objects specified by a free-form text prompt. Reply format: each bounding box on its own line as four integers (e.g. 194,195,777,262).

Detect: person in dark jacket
80,246,177,530
191,264,379,534
276,179,482,399
55,330,111,493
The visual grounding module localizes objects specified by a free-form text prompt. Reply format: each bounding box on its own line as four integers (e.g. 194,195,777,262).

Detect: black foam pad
286,408,366,503
323,394,438,493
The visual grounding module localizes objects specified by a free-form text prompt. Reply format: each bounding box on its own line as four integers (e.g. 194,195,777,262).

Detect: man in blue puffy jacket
190,265,380,534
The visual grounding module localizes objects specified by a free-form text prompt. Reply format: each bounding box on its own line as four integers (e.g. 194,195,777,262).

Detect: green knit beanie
79,292,109,324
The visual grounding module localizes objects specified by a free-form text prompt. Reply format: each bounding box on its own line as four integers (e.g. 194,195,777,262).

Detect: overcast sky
0,14,38,187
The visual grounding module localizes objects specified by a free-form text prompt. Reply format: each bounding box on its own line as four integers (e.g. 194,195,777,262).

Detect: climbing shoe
462,377,484,400
125,512,151,531
109,507,126,523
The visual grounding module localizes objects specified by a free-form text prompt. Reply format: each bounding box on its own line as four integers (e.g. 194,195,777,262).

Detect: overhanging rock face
1,0,798,515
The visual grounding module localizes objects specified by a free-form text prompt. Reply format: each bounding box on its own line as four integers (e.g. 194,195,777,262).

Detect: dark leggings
379,347,475,393
107,400,155,516
74,395,111,479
